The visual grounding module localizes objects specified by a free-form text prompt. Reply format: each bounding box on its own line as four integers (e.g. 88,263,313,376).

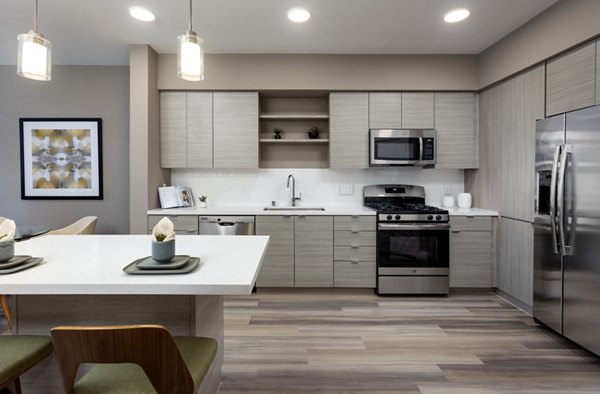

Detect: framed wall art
20,118,103,199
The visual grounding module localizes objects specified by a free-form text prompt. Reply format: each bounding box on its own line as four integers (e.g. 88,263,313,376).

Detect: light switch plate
339,184,354,195
443,184,452,195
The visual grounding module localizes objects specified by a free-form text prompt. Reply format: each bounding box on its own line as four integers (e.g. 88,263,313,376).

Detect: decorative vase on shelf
308,126,320,139
274,128,283,140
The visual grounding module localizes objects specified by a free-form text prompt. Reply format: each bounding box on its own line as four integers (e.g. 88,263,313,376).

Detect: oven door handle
378,223,450,231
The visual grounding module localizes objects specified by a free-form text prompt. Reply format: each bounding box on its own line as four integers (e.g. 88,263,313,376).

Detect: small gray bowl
151,239,175,262
0,240,15,263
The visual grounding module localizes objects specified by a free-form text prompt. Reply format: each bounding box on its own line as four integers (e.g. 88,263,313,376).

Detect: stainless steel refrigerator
534,104,600,356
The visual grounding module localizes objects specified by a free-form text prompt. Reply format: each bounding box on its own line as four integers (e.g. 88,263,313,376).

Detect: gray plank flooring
221,289,600,393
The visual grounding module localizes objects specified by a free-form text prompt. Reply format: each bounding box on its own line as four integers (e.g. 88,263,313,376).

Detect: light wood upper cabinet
546,41,596,116
402,93,434,129
294,216,333,287
369,93,402,128
329,93,369,169
187,92,213,168
160,92,187,168
256,216,295,287
213,92,259,169
434,92,477,169
597,40,600,105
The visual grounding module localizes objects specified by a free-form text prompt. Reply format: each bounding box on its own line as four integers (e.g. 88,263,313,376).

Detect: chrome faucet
286,174,302,207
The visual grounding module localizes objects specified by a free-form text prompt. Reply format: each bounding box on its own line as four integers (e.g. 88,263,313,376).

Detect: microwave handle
419,137,424,161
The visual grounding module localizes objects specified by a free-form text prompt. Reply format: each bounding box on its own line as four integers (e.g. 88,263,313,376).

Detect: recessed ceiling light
444,8,470,23
288,8,311,23
129,6,156,22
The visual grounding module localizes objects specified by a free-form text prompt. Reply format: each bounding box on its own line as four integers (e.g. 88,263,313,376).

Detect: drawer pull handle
451,230,460,233
351,215,360,219
351,259,360,264
351,229,360,234
466,216,475,219
351,244,360,249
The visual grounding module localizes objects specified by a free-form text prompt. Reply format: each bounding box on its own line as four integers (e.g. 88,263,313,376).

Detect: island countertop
1,235,269,295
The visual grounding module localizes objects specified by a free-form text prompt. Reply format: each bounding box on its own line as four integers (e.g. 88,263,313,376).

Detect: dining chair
51,325,218,394
47,216,98,235
0,216,12,333
0,335,54,394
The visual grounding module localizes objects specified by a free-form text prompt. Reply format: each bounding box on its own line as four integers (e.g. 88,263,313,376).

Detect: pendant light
177,0,204,81
17,0,52,81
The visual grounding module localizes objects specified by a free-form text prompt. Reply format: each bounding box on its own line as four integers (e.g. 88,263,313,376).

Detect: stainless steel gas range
364,185,450,295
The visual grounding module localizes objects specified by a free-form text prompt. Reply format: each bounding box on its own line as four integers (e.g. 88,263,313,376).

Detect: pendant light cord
188,0,193,32
34,0,38,32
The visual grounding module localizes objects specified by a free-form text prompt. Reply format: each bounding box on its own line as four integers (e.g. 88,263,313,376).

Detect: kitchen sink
263,207,326,211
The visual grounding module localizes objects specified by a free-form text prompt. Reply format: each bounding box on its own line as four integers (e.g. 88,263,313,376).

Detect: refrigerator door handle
549,145,561,254
557,144,572,257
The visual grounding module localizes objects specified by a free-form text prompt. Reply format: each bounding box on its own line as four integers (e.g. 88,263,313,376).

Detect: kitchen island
0,234,269,394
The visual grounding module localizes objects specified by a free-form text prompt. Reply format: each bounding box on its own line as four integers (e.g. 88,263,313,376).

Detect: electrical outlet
339,184,354,195
443,184,452,195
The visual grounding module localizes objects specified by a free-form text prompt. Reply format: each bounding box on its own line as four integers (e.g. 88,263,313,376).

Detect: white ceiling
0,0,559,65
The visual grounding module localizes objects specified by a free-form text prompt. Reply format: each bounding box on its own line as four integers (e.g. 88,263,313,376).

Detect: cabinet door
369,93,402,128
213,92,259,169
295,216,333,287
256,216,294,287
329,93,369,169
434,92,476,169
187,92,213,168
402,93,434,129
450,230,492,288
597,40,600,105
546,41,596,116
498,217,534,306
160,92,187,168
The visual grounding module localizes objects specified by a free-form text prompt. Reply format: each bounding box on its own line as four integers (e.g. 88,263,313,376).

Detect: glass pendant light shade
177,31,204,81
17,30,51,81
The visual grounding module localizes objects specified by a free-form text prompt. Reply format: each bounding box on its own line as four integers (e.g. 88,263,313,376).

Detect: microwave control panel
422,138,435,160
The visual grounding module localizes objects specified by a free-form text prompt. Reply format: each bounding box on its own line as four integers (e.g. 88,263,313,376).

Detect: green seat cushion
173,336,218,390
0,335,53,386
74,364,156,394
73,336,217,394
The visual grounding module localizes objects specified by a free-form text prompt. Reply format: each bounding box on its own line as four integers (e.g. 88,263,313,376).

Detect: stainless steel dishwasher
198,216,255,235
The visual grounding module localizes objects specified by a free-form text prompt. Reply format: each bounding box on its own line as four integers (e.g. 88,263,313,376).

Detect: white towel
152,217,175,242
0,219,16,241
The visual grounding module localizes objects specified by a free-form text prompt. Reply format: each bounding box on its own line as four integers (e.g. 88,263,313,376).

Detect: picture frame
19,118,103,200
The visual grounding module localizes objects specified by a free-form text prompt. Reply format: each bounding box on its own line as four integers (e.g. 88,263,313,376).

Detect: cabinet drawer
334,231,376,246
450,216,491,232
334,216,376,231
148,215,199,233
334,260,375,288
334,246,376,262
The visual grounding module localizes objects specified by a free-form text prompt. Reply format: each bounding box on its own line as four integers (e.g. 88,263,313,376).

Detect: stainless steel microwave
369,129,436,166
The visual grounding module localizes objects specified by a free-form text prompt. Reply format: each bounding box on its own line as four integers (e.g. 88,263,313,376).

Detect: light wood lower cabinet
294,216,334,287
256,216,295,287
498,217,534,306
449,216,492,288
147,215,198,234
597,39,600,105
333,216,376,288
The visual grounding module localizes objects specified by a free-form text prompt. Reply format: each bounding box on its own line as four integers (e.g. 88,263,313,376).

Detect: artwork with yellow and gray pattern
30,128,93,190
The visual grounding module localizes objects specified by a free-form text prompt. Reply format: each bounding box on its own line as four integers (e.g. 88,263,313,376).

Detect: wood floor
221,289,600,393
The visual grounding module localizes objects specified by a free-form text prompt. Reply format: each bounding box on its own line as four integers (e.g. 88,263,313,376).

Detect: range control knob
436,215,442,221
387,215,393,220
427,215,433,221
395,215,401,220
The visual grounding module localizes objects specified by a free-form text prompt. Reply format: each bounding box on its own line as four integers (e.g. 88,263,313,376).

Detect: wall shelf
260,139,330,144
259,113,329,119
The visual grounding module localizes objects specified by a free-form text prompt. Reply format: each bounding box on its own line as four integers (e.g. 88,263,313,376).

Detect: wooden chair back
51,325,195,394
47,216,98,235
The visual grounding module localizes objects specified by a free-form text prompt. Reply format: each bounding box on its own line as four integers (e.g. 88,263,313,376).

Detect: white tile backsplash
171,168,464,208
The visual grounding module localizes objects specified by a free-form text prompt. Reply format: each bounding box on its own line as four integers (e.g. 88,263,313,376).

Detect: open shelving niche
259,92,330,168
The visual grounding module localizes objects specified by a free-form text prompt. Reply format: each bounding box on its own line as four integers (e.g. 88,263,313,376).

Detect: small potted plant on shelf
273,128,283,139
308,126,320,139
198,195,208,208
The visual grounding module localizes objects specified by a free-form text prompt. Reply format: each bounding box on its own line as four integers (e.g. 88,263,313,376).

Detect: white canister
458,193,472,208
442,195,455,208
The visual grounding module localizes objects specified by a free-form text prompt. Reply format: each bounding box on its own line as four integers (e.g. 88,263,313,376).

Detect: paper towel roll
458,193,472,208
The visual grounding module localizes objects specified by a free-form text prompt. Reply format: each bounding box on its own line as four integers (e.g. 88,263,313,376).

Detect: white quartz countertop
1,235,269,295
442,207,499,216
147,205,377,216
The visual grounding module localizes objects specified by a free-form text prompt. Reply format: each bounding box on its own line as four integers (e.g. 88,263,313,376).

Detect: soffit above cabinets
0,0,558,66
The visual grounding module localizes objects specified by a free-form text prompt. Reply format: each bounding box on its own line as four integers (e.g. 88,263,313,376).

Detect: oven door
377,223,450,275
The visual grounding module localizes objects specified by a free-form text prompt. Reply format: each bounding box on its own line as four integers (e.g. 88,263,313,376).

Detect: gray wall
158,54,479,91
0,66,129,234
479,0,600,88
